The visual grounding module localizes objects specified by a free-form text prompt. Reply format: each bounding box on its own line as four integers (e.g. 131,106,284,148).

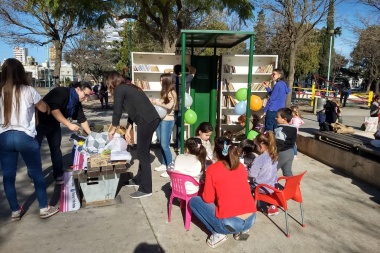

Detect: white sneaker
160,171,169,178
154,164,167,171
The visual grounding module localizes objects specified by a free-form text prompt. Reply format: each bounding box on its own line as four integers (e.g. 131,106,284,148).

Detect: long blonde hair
0,58,30,127
255,131,278,163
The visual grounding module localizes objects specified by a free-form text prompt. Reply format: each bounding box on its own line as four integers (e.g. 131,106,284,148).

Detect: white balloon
154,105,167,119
184,93,193,107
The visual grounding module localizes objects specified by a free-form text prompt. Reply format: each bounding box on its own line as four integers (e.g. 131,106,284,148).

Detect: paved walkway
0,101,379,253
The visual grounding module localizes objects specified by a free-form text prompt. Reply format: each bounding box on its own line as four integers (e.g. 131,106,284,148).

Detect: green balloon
236,88,248,101
184,109,197,125
247,130,259,140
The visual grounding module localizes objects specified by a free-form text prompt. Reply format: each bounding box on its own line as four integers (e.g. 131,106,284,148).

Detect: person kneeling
189,137,257,248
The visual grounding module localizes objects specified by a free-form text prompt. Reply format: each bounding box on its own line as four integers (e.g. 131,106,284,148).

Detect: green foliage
295,33,321,78
64,29,120,83
351,25,380,91
253,10,268,55
119,0,255,52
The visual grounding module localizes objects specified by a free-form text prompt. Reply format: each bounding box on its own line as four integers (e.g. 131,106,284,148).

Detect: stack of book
223,64,236,73
255,63,274,73
222,95,237,108
222,79,235,91
133,64,160,72
134,79,150,90
251,83,267,91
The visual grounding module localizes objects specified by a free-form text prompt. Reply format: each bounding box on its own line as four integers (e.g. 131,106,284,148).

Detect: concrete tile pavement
0,105,379,253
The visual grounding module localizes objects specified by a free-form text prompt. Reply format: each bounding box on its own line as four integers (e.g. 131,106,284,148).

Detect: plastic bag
363,117,378,133
103,136,128,152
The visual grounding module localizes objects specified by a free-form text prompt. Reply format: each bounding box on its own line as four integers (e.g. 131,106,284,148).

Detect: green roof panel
176,30,255,48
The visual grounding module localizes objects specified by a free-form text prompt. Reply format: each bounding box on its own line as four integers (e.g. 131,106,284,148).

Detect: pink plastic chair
167,170,200,230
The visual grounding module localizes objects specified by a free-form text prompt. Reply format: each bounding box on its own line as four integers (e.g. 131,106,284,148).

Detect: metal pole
47,44,51,90
326,31,333,98
180,32,186,154
245,35,254,135
128,21,132,77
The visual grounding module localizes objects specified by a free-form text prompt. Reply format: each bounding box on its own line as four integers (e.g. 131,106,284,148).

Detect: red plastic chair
167,170,200,230
254,171,307,237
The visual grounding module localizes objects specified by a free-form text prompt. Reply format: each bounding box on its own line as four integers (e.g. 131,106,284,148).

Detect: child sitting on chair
169,138,206,194
189,137,256,248
195,122,214,164
248,131,279,216
237,139,259,171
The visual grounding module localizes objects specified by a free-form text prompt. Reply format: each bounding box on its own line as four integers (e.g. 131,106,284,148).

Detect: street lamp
326,29,335,98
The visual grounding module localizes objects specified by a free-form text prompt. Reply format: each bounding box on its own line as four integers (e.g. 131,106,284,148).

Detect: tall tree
351,25,380,93
330,53,348,82
261,0,337,106
254,10,269,54
64,29,120,83
0,0,120,79
319,0,335,80
117,0,255,53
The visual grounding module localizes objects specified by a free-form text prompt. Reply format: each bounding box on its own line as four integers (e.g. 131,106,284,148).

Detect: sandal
206,233,228,248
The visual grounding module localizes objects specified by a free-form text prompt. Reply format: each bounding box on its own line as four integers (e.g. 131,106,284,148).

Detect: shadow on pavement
133,243,166,253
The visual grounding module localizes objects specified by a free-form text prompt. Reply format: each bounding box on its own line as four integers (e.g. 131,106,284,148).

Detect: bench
314,131,380,161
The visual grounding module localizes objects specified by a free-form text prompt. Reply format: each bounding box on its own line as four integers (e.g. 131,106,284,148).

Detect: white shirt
0,85,42,137
173,153,202,194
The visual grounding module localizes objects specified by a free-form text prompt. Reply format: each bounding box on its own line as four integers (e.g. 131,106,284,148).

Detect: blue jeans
0,131,48,211
156,120,175,166
189,196,256,235
174,110,182,149
293,144,298,155
36,124,63,179
265,111,278,131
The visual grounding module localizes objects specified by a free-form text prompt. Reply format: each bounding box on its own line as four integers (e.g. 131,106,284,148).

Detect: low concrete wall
297,133,380,189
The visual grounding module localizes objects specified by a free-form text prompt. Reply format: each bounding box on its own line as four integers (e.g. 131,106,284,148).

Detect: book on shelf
229,96,237,107
223,115,231,124
255,63,274,73
135,79,150,90
223,64,236,73
228,83,235,91
222,95,236,108
251,83,266,91
133,64,160,72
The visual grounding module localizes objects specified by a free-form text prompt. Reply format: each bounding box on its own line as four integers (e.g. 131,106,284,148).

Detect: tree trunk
53,40,63,86
287,42,297,106
162,37,176,53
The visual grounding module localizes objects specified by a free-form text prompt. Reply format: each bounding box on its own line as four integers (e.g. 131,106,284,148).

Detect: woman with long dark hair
107,71,161,199
189,137,256,248
0,58,59,220
262,69,290,131
152,73,177,174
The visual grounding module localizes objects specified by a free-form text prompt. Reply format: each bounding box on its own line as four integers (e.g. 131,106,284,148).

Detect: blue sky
0,1,375,64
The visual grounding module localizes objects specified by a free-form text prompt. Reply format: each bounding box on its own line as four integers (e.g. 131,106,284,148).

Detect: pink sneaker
267,205,279,216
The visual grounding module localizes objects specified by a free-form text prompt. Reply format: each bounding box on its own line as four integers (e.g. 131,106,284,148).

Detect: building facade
13,47,28,64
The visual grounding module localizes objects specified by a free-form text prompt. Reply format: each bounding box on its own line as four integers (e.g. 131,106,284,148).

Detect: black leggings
133,118,160,193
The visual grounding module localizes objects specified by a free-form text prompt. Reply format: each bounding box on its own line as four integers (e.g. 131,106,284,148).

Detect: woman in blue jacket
262,69,290,131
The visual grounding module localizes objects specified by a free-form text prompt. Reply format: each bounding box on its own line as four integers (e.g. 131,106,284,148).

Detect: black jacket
38,87,86,126
112,84,160,126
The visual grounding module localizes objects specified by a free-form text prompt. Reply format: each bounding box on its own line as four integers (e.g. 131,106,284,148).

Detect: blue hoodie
264,80,290,113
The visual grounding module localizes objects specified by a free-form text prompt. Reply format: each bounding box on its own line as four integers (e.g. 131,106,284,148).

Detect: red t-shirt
202,161,257,219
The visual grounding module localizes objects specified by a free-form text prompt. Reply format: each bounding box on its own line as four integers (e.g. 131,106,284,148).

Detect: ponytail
255,131,278,163
185,138,207,172
214,137,240,170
